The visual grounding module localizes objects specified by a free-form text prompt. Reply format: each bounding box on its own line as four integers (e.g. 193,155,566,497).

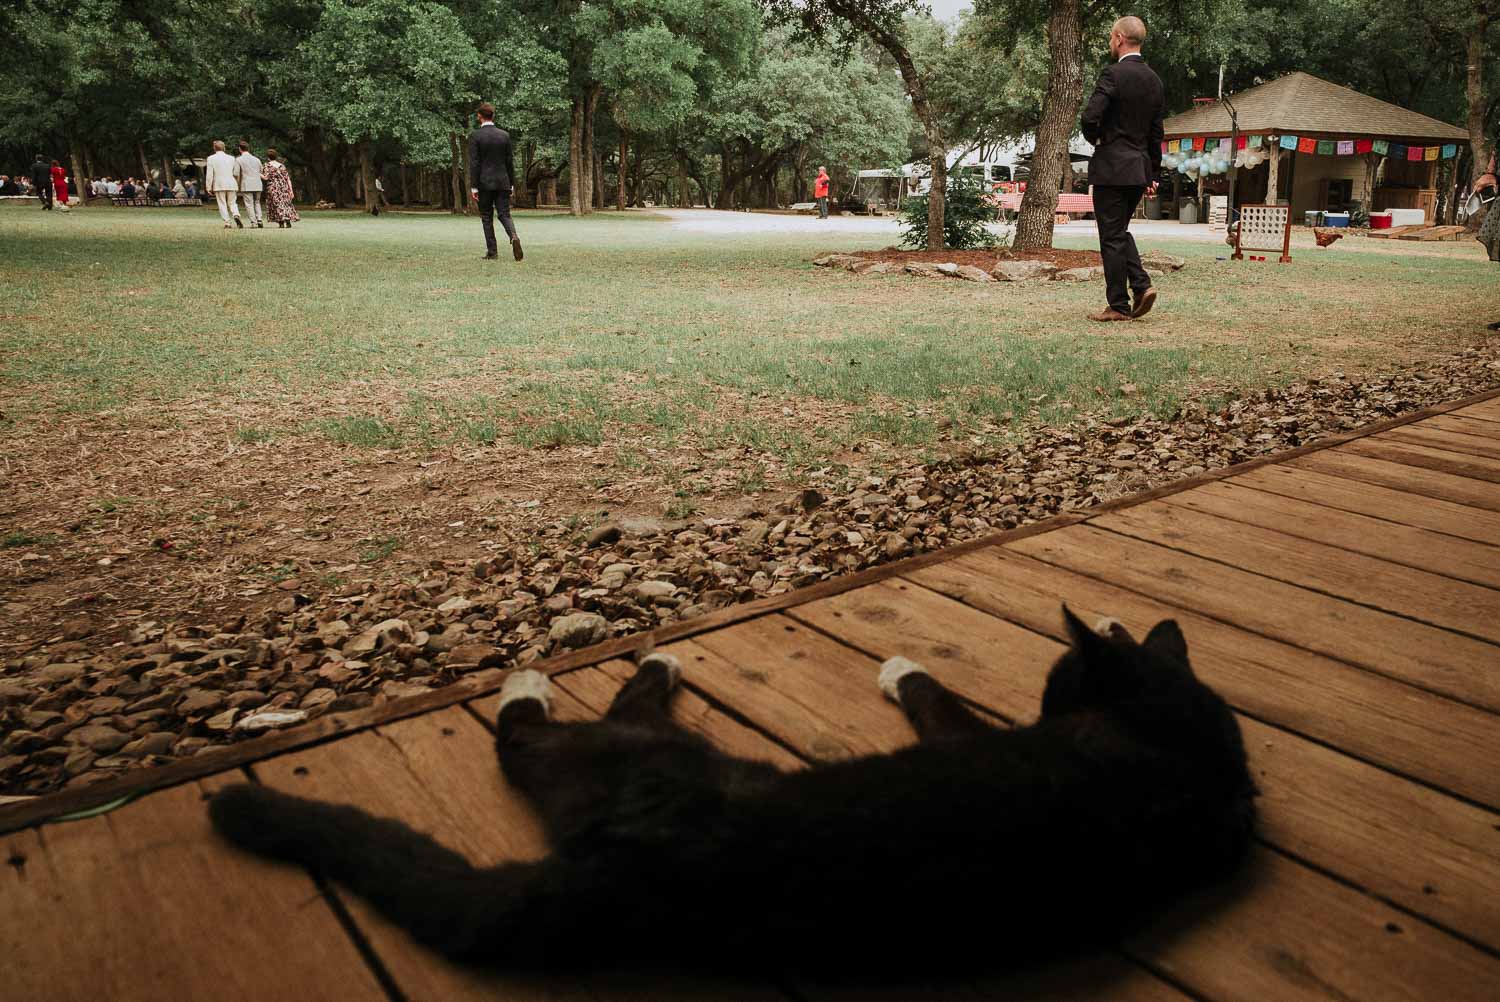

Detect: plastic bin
1322,212,1350,228
1303,210,1323,227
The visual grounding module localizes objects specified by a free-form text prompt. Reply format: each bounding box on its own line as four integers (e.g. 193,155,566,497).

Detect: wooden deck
6,391,1500,1001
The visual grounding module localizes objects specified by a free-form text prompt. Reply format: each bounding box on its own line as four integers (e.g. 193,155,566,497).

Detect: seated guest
0,176,19,196
172,178,186,198
123,179,138,198
145,180,160,200
184,180,198,199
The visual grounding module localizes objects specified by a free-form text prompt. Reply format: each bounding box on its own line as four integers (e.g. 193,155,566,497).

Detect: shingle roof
1162,72,1468,143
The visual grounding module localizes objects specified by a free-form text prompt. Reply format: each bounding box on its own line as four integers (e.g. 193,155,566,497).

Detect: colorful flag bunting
1204,138,1219,151
1249,135,1264,148
1297,137,1317,154
1336,140,1355,155
1407,146,1424,161
1389,143,1405,158
1355,139,1374,154
1316,140,1335,155
1236,136,1248,149
1192,136,1204,150
1424,146,1439,161
1373,140,1390,155
1161,141,1169,153
1441,144,1458,159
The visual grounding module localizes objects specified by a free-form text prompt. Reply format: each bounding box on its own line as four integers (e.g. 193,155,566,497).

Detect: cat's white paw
1094,618,1134,643
639,652,683,688
499,669,553,716
879,656,929,702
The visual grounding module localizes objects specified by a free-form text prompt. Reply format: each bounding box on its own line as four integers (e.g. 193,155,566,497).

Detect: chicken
1314,227,1344,248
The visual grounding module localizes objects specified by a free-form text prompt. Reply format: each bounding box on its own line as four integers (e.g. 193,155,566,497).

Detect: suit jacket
468,123,515,192
30,160,52,189
1081,54,1165,188
236,153,264,192
204,150,241,194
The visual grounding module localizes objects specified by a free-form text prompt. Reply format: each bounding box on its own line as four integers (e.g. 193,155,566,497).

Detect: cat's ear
1143,619,1189,664
1062,605,1114,661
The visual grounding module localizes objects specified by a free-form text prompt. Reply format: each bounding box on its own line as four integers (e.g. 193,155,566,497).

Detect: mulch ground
847,247,1103,269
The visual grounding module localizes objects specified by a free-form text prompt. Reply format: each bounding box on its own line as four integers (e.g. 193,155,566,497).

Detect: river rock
548,612,608,649
992,260,1058,282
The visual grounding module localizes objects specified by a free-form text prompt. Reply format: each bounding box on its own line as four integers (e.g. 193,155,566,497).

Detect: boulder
991,260,1058,282
813,254,866,270
548,612,608,649
1053,266,1105,282
935,262,960,276
344,618,413,655
955,265,994,283
903,262,946,278
1140,251,1186,271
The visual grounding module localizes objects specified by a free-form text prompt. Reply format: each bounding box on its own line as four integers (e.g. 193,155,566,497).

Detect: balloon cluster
1162,144,1271,179
1162,147,1231,179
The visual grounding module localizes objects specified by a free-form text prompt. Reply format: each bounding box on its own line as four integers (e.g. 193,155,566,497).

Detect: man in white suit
205,140,243,228
235,140,264,228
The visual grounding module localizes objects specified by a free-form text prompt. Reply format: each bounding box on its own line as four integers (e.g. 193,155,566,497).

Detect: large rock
344,618,413,655
935,262,961,276
237,709,309,733
955,265,994,283
549,612,608,649
37,663,86,686
813,254,866,270
1053,266,1106,282
1140,251,1186,271
991,260,1058,282
904,262,946,278
69,724,130,754
634,580,678,602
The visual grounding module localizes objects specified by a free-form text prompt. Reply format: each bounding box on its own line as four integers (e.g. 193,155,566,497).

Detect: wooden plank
1127,848,1500,1002
707,601,1500,999
1426,412,1500,436
905,546,1500,809
1008,524,1500,712
1339,437,1500,485
253,702,788,1002
1225,464,1500,547
1442,409,1500,430
1098,499,1500,642
1290,450,1500,512
799,954,1191,1002
900,551,1500,946
1,776,385,1002
1163,481,1500,588
1380,425,1500,461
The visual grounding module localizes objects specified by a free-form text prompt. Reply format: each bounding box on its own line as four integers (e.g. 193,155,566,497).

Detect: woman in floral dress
262,149,300,228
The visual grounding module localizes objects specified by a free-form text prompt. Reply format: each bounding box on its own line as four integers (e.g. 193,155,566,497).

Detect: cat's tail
209,783,544,961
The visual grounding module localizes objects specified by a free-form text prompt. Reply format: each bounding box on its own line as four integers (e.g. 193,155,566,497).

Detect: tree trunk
162,157,174,185
1015,0,1084,250
358,142,377,214
593,154,604,210
1465,8,1493,185
618,131,628,211
581,85,601,214
137,141,150,180
69,140,89,203
448,131,464,214
400,163,409,205
1266,146,1281,204
569,96,585,215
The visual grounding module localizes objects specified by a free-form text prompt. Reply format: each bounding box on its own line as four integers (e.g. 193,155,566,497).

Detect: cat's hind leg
879,656,993,741
604,652,683,728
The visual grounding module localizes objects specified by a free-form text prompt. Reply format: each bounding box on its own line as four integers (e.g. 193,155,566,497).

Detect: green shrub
898,169,998,251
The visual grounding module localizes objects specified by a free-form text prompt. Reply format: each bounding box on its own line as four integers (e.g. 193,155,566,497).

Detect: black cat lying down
210,607,1257,974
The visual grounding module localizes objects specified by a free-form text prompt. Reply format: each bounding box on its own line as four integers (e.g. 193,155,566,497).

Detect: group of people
91,176,200,200
203,139,299,229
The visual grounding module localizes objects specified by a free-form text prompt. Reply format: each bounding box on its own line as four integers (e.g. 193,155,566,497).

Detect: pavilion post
1266,141,1281,205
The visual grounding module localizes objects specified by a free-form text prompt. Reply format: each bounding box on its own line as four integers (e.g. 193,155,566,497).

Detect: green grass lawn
2,204,1494,493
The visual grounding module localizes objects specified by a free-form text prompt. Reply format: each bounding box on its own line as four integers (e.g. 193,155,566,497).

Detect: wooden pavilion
1162,72,1469,223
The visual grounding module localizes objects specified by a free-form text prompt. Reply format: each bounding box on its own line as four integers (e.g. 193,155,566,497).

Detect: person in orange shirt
814,166,830,219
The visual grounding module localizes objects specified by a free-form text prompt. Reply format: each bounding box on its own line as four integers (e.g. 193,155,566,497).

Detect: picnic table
994,190,1095,221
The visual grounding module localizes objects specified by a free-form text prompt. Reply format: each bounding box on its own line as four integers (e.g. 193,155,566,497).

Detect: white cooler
1385,208,1427,227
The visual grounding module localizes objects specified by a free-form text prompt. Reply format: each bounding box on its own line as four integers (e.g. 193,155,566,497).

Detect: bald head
1113,16,1147,43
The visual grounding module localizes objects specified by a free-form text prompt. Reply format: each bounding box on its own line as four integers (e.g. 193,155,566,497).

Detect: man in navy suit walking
469,102,523,261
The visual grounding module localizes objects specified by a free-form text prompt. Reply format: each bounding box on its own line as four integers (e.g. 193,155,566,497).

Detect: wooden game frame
1233,203,1292,262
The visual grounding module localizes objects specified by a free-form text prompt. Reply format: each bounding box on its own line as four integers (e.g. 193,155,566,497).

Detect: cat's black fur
209,606,1257,974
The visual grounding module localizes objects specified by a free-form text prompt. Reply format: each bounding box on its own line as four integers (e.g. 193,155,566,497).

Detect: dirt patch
841,247,1104,270
3,345,1498,798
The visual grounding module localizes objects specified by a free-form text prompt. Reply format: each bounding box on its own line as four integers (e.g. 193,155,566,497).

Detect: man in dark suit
468,102,523,261
1080,16,1165,322
29,155,53,210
